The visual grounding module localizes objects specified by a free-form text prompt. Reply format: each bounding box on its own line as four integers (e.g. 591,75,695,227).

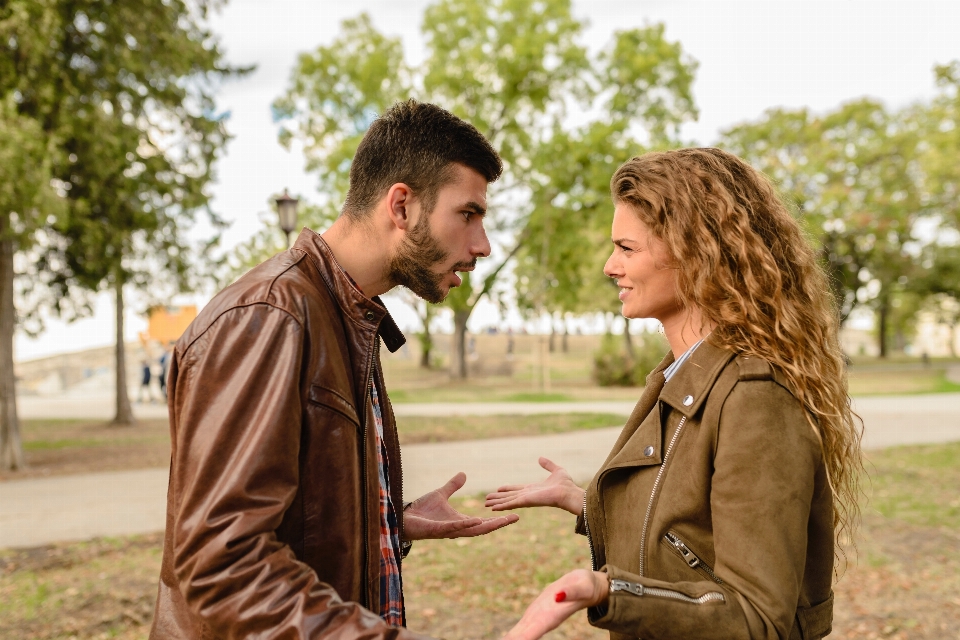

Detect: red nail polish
555,591,566,603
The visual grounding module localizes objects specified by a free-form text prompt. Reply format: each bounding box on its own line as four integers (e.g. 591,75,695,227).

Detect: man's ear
385,183,416,231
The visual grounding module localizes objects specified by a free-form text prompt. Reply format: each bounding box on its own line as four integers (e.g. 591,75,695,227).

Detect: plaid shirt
339,267,404,625
370,376,405,626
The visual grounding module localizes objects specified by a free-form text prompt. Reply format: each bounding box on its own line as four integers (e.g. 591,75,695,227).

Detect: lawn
2,442,958,639
0,413,625,480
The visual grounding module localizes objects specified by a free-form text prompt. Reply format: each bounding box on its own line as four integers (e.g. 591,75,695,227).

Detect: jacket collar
660,340,736,418
291,228,406,353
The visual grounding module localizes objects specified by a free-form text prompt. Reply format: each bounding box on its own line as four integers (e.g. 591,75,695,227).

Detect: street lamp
275,189,299,248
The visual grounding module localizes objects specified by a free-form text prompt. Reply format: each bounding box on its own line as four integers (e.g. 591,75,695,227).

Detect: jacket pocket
308,385,360,427
662,530,723,585
609,578,724,605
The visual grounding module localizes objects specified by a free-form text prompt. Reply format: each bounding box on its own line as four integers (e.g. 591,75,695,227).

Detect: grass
396,413,623,444
3,441,958,639
863,441,960,529
381,333,960,401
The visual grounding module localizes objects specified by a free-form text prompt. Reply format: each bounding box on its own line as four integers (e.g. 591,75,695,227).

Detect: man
150,100,518,639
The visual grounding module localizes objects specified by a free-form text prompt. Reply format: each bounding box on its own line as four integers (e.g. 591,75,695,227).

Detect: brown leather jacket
579,342,835,640
150,229,431,639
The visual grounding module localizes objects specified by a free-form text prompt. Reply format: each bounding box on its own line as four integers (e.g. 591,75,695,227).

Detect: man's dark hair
342,100,503,218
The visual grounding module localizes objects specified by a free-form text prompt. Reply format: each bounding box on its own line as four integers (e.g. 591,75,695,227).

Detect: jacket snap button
365,311,375,321
683,395,694,406
643,445,654,457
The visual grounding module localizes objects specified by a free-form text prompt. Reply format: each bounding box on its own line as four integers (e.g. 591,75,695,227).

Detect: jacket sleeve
169,303,430,639
590,378,823,640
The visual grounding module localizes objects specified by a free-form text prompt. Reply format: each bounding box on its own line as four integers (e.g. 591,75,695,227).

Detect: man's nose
473,225,491,258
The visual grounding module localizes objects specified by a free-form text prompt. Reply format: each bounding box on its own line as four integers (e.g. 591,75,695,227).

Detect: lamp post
275,189,299,248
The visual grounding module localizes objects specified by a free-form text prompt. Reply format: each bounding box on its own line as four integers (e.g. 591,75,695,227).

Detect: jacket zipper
664,531,723,584
359,334,378,608
609,579,724,604
639,413,687,577
583,491,597,571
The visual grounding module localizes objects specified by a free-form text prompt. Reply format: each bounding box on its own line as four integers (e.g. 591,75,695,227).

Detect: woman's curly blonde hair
611,147,863,550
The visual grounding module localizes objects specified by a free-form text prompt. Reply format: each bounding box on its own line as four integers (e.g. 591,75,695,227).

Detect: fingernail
555,591,566,603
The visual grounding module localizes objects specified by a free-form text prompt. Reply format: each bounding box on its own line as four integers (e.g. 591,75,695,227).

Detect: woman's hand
485,457,585,515
502,569,609,640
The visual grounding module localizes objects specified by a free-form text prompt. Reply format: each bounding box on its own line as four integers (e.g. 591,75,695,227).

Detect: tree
2,0,237,456
273,2,697,377
0,95,66,470
721,99,932,357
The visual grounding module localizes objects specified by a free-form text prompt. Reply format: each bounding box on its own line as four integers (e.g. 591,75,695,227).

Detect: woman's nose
603,251,620,278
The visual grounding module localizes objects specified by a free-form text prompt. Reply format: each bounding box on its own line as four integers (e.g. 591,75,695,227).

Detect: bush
592,331,669,387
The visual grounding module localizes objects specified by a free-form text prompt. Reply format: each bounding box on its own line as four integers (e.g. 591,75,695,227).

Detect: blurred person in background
491,148,862,640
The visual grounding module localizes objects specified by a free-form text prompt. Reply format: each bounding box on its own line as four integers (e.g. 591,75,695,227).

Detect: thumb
437,471,467,499
539,457,562,474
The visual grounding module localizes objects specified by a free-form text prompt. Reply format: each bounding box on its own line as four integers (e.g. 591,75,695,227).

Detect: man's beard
387,214,474,303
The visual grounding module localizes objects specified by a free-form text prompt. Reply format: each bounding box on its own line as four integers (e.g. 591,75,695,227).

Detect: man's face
388,164,491,303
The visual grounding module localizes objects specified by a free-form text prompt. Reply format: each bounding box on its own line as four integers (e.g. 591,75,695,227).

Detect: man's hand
404,472,519,541
484,457,584,515
502,569,610,640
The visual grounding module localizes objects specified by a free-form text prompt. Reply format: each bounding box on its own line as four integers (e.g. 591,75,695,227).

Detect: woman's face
603,203,682,323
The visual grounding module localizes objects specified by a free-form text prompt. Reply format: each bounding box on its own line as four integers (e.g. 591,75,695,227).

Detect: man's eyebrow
462,201,487,217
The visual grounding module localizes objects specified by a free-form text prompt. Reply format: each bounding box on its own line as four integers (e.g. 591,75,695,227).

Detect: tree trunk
946,321,958,358
113,277,136,425
877,300,889,359
418,304,434,369
562,322,569,353
548,315,556,353
452,309,470,379
623,318,635,358
0,219,25,471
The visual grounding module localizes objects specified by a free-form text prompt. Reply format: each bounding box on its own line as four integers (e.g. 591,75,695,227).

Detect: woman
494,148,862,640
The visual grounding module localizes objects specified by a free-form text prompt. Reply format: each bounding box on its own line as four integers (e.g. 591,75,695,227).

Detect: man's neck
321,216,393,298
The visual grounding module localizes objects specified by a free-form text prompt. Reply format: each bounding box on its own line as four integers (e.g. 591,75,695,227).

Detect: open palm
484,457,584,515
404,472,519,541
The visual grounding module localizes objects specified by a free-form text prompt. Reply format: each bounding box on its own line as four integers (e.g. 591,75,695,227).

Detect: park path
2,393,959,549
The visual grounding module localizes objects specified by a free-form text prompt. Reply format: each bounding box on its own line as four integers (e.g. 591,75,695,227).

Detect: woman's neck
661,307,712,358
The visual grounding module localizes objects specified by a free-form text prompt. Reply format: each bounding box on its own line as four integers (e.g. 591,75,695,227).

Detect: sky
14,0,960,361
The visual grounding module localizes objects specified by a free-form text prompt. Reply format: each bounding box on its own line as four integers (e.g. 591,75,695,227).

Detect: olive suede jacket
149,229,431,639
579,342,835,640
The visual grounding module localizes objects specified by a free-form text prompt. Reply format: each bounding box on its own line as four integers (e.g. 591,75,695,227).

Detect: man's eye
462,211,473,222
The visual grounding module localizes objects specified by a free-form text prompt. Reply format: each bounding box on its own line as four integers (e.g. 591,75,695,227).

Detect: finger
492,483,530,493
485,495,530,510
453,514,519,537
436,472,468,499
539,457,562,473
409,515,485,539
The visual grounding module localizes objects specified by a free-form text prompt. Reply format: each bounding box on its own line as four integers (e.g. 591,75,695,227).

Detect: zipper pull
609,579,644,596
665,532,701,568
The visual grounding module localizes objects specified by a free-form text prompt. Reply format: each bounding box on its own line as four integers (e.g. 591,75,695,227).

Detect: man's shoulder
180,251,336,349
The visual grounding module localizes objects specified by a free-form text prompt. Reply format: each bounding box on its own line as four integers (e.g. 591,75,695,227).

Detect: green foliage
718,94,957,356
2,0,240,318
271,1,699,375
592,330,668,387
513,25,698,316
